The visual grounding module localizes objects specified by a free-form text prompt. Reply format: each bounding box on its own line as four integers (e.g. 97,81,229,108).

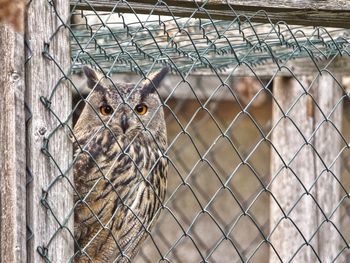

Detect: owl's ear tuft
141,67,169,98
83,66,103,89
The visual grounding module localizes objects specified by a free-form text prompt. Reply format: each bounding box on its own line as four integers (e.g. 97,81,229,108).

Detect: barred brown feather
73,66,168,262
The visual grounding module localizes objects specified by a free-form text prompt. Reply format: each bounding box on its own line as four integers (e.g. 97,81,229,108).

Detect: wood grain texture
71,0,350,28
270,73,343,261
26,0,73,262
169,0,350,10
0,25,26,263
233,58,350,77
270,76,318,262
312,73,342,262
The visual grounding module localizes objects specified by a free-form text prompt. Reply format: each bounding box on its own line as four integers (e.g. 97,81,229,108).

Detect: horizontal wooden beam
71,0,350,28
73,56,350,77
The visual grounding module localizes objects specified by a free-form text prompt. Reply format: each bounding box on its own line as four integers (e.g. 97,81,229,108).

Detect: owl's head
74,66,169,144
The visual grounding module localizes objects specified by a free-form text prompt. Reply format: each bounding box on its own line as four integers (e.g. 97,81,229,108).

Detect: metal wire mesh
28,0,350,262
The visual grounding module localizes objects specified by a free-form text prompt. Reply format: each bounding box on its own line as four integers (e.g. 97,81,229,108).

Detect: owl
73,66,169,262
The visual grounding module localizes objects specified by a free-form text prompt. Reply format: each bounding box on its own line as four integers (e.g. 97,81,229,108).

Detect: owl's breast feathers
73,128,168,262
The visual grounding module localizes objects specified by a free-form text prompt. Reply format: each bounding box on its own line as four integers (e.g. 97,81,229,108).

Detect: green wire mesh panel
29,0,350,262
69,7,350,75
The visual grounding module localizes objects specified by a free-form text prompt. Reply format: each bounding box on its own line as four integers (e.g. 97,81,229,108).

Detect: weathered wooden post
270,72,342,261
270,75,318,262
0,24,26,263
312,72,342,261
26,0,73,262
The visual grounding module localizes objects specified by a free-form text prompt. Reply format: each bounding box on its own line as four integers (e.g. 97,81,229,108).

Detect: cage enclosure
1,1,350,263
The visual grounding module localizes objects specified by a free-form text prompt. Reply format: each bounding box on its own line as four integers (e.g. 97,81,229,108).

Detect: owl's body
0,0,25,32
73,67,168,262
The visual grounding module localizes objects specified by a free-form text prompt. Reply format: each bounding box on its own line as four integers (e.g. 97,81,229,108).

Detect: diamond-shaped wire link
31,1,350,262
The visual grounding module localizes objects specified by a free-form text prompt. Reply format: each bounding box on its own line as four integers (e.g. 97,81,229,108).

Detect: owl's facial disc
116,67,168,135
81,65,169,137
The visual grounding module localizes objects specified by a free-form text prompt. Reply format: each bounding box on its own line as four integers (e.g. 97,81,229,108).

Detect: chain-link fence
22,0,350,262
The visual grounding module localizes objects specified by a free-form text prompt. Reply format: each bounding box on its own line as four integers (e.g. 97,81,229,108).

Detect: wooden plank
26,0,73,262
312,73,342,262
167,0,350,10
232,57,350,77
270,76,318,262
270,73,343,261
0,26,26,263
71,0,350,28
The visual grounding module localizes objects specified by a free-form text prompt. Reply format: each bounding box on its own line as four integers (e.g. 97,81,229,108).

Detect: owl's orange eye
134,104,148,115
100,105,113,115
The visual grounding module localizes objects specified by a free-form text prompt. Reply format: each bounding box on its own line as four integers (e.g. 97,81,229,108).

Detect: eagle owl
73,66,169,262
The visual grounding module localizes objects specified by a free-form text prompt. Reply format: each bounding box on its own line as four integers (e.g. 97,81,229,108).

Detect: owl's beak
120,114,129,133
